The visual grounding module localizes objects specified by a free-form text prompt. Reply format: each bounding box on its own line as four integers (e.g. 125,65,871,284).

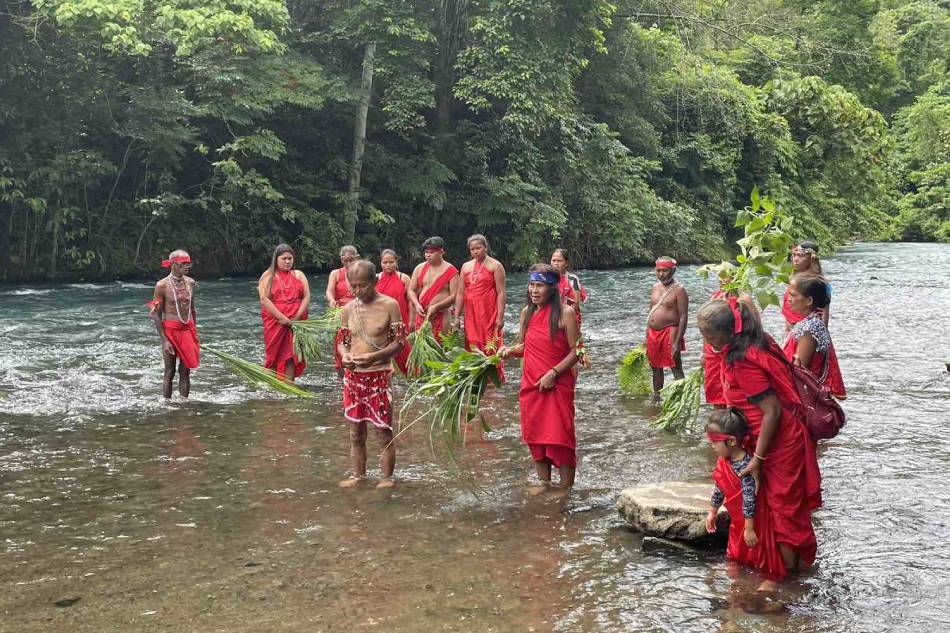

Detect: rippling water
1,242,948,632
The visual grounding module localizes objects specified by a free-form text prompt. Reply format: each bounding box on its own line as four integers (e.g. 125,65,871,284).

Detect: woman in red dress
500,264,581,489
324,245,359,308
375,249,414,374
783,274,846,398
698,297,821,578
549,249,587,319
258,244,311,381
783,240,829,331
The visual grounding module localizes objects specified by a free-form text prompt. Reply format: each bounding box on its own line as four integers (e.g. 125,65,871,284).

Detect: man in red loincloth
407,236,459,341
148,249,200,399
645,256,688,398
455,234,506,366
337,260,406,488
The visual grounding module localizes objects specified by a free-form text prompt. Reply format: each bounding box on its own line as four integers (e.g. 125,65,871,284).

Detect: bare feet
527,483,549,496
375,478,395,489
757,579,779,593
339,476,364,488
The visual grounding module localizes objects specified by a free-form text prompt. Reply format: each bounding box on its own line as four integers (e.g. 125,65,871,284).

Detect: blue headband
528,271,558,285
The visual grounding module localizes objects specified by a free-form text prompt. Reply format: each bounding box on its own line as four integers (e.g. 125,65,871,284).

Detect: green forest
1,0,948,280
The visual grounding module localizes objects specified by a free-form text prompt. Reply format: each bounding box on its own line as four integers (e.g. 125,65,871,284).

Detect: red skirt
704,342,725,405
343,369,393,430
646,324,684,368
163,320,200,369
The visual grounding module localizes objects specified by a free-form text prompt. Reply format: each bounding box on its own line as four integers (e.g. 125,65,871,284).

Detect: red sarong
376,271,411,374
414,262,458,340
334,267,354,306
343,369,393,430
646,324,684,368
519,305,576,467
713,457,786,579
261,270,307,379
782,334,847,399
713,340,821,567
462,263,505,381
162,320,200,369
704,291,726,405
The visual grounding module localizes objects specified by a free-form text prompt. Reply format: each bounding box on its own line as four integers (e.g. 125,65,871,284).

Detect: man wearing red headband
407,236,459,342
147,249,200,399
646,256,688,397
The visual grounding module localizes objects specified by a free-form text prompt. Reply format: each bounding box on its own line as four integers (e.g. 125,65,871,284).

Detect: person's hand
497,346,512,359
705,508,719,534
162,340,175,356
792,354,803,367
351,353,373,368
535,369,557,392
739,455,762,492
340,352,356,369
279,315,292,326
328,299,338,308
743,522,758,547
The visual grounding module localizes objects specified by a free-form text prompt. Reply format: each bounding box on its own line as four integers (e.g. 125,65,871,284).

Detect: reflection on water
1,243,949,632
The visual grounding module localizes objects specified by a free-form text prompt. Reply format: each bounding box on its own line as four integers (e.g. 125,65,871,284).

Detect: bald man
148,249,200,399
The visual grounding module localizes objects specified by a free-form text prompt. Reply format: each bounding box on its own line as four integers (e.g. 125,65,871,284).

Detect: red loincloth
376,271,411,374
713,457,786,579
782,333,847,399
646,324,685,368
462,262,505,381
343,368,393,430
162,320,200,369
414,262,458,340
713,339,821,567
261,270,307,379
519,305,576,467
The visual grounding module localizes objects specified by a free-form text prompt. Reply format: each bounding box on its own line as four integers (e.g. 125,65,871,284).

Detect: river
1,242,948,632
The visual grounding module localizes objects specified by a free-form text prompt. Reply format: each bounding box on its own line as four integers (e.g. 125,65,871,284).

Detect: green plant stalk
405,320,446,378
652,367,704,432
204,346,313,398
617,345,651,396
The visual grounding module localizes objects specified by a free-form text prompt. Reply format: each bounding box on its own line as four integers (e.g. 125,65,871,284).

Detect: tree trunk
344,42,376,244
434,1,468,157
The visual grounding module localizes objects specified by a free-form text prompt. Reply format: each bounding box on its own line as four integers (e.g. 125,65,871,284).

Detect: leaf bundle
652,367,704,432
398,349,502,451
291,306,342,362
617,345,651,396
204,346,313,398
405,320,446,377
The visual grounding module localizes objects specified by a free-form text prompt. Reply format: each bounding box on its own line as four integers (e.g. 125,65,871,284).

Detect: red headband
162,255,191,268
706,432,733,443
727,295,743,334
655,259,677,269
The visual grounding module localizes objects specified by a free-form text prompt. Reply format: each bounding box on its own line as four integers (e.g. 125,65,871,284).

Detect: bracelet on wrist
753,452,767,461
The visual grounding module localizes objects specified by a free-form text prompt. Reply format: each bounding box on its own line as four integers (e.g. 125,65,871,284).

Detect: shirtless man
646,256,688,397
148,250,199,399
454,234,506,354
337,260,406,488
407,236,459,340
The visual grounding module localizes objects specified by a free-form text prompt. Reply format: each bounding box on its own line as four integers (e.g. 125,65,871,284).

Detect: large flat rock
617,481,729,543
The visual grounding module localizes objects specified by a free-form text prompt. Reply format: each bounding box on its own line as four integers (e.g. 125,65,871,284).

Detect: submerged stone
617,481,729,545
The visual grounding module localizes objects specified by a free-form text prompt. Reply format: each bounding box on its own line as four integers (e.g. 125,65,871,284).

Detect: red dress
704,290,726,405
712,340,822,577
413,263,458,340
782,312,846,398
376,271,411,374
333,267,354,306
557,274,586,324
462,262,505,381
261,270,307,379
519,305,576,468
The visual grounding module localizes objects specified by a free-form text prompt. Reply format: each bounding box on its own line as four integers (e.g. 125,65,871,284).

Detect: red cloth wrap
646,324,685,368
414,263,458,340
782,331,847,399
162,320,200,369
519,305,576,466
334,267,355,307
343,369,393,430
261,270,307,379
781,288,804,327
712,340,821,569
558,275,583,324
376,271,411,374
713,457,787,579
704,290,726,404
462,263,505,381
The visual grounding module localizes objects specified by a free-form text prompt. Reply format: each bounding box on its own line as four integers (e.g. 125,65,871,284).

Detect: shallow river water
1,242,948,633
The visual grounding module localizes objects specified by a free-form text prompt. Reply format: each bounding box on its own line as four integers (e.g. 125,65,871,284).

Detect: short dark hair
706,408,749,439
423,236,445,250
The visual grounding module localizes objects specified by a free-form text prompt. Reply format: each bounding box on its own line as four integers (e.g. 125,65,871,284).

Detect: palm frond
291,306,342,361
652,367,704,432
405,320,446,378
617,345,651,395
204,346,313,398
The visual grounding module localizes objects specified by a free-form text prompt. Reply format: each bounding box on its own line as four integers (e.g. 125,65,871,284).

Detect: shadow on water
1,243,949,632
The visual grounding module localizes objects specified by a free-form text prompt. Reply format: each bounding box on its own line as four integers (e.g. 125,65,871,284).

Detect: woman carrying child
697,297,821,580
499,264,581,489
783,274,846,399
705,408,785,590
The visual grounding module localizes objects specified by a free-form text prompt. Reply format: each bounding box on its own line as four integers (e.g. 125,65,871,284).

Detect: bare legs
340,421,396,488
533,459,575,489
162,353,191,399
651,357,684,399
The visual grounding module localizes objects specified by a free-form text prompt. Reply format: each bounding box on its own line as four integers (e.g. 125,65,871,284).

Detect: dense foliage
1,0,948,280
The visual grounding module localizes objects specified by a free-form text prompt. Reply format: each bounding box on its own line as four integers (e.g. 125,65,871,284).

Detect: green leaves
617,346,651,396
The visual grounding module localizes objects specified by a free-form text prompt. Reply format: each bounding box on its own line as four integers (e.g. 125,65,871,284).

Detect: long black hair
520,263,563,342
265,243,295,294
791,273,830,310
697,298,766,364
